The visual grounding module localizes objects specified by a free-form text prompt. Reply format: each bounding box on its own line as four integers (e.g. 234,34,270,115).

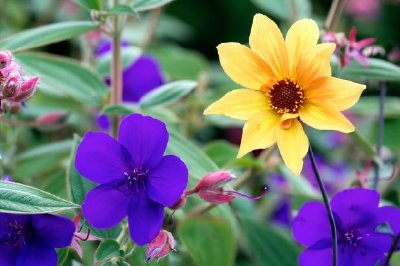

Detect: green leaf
101,104,139,115
339,58,400,82
148,45,208,80
278,164,320,198
16,139,73,162
241,217,300,266
109,4,138,16
67,135,96,205
251,0,311,21
133,0,174,12
352,96,400,118
140,80,197,109
0,181,80,214
166,129,218,179
96,240,122,261
349,130,377,158
128,246,169,266
0,21,98,52
15,52,108,106
74,0,101,10
177,217,235,266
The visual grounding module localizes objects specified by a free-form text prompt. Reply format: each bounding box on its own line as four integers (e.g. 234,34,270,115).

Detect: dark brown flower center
268,79,305,114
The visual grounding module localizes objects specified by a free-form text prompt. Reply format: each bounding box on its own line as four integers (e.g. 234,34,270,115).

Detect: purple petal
378,206,400,235
75,132,131,184
0,244,17,266
270,197,292,226
147,155,188,207
0,214,29,239
96,114,111,131
331,188,380,231
16,240,57,266
96,39,130,56
118,114,168,169
122,55,164,103
292,201,331,246
299,248,332,266
128,194,164,246
83,182,130,229
31,214,75,248
346,232,393,266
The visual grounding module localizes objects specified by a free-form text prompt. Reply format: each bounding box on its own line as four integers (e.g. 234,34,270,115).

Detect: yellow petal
237,111,280,158
217,43,275,90
204,89,269,120
304,77,366,111
296,43,336,86
249,14,289,79
299,102,355,133
285,19,320,78
276,119,309,176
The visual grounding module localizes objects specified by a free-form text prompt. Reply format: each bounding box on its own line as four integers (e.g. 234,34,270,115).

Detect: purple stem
225,186,268,201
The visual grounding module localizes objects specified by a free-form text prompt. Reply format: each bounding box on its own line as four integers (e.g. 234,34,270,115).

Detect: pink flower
146,230,176,262
344,27,376,67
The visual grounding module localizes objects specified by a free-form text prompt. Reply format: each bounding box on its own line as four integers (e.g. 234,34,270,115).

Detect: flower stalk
110,0,123,136
308,145,338,266
384,233,400,266
325,0,348,31
373,81,386,189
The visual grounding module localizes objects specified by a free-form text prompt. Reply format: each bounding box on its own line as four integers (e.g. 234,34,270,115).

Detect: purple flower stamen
4,219,28,248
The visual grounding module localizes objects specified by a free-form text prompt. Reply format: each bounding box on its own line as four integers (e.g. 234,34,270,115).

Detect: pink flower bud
0,62,21,80
193,171,268,204
146,230,176,262
13,76,38,102
1,72,22,99
0,51,13,69
36,111,69,127
194,171,235,204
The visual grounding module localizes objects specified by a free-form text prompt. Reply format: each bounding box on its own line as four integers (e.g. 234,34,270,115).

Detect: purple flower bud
13,76,39,102
2,175,13,182
146,230,176,262
0,50,13,69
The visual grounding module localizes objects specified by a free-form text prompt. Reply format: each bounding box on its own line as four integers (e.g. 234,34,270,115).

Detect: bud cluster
0,50,39,114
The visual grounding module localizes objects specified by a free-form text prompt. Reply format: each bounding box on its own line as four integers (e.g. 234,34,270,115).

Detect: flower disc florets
268,79,305,114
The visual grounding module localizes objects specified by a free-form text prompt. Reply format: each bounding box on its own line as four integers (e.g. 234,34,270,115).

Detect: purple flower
0,213,75,266
75,114,188,245
96,40,164,103
292,188,393,265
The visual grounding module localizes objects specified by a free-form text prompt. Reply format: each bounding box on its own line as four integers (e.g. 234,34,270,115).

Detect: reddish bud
36,111,69,127
194,171,235,204
13,76,38,102
146,230,176,262
0,51,13,69
1,72,22,99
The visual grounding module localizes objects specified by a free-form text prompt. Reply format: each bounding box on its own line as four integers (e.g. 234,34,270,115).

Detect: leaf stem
110,0,123,136
373,81,386,189
308,145,338,266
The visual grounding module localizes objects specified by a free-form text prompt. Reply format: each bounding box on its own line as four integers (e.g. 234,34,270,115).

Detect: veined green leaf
96,240,122,261
134,0,174,12
15,52,108,106
140,80,197,109
0,181,79,214
0,21,98,52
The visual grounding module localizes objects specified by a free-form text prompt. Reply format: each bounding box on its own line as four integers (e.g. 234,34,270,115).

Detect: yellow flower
204,14,365,176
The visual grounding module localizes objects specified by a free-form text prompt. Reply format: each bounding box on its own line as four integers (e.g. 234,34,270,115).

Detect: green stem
325,0,348,31
110,0,123,136
308,145,338,266
373,81,386,189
